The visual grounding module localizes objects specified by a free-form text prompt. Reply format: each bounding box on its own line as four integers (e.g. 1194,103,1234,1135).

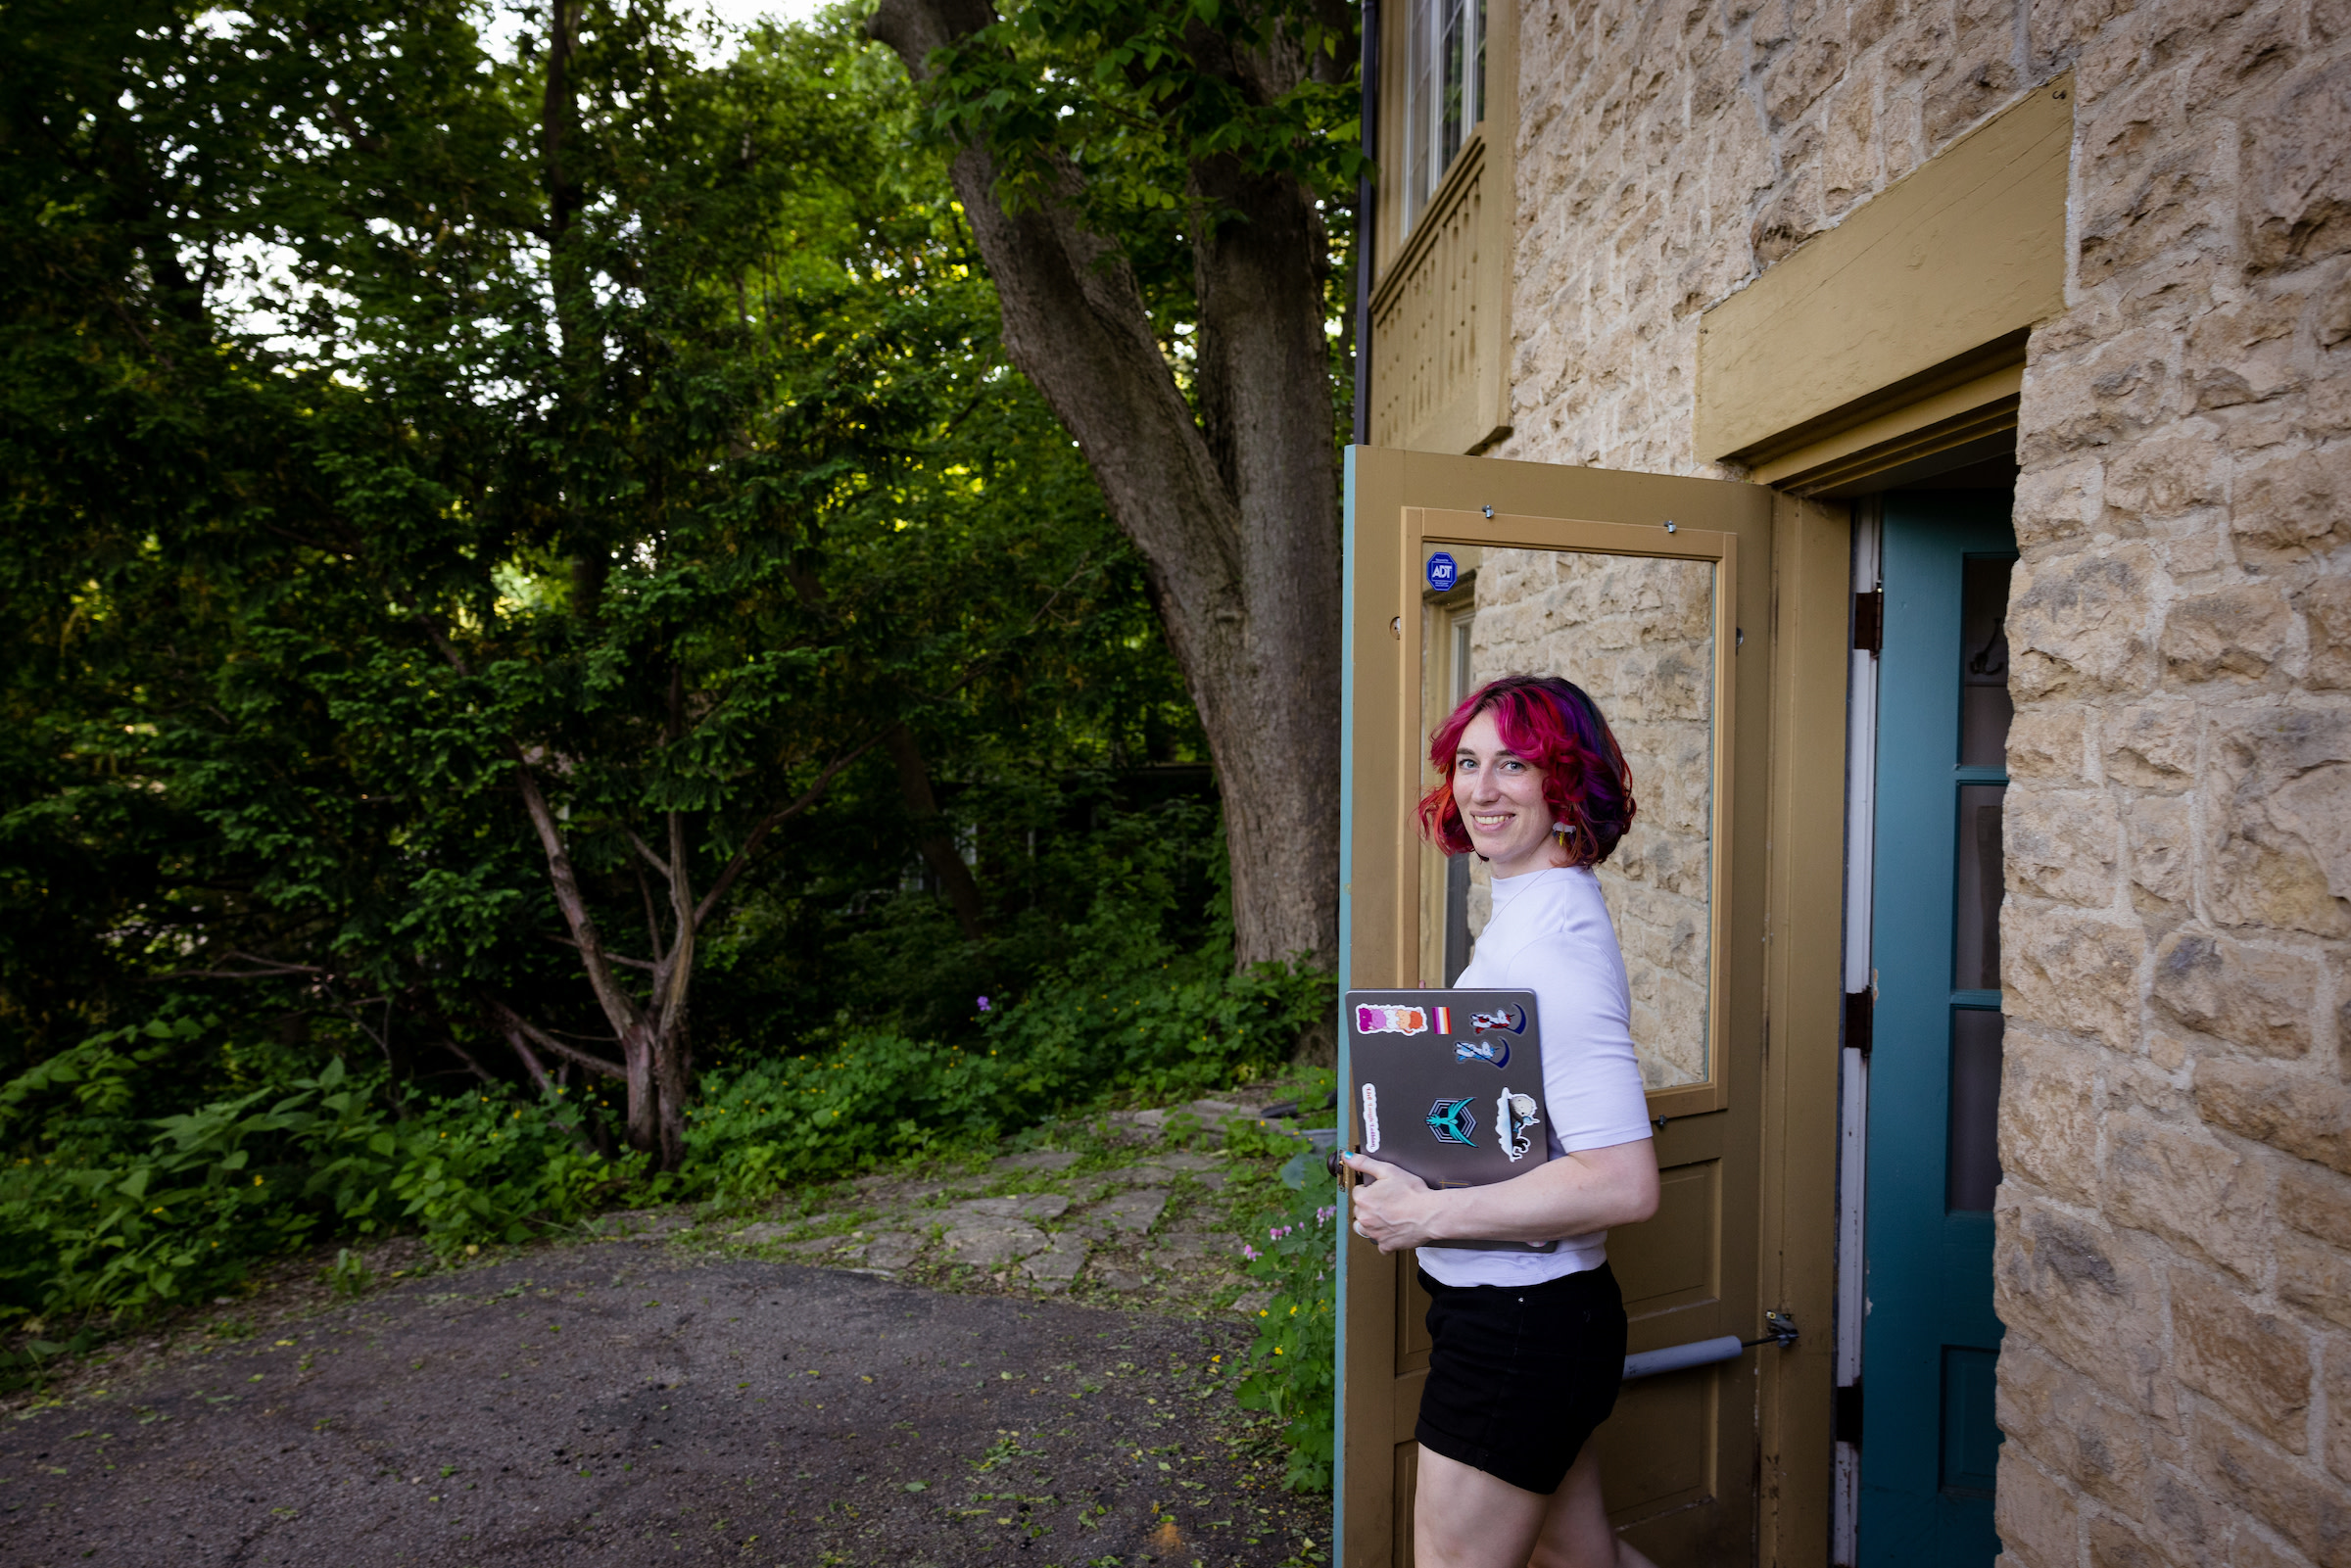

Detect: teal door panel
1858,495,2015,1566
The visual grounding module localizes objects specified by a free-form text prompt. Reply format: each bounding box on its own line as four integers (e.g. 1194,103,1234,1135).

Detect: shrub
686,956,1329,1198
0,1054,625,1329
0,955,1331,1335
1230,1117,1341,1493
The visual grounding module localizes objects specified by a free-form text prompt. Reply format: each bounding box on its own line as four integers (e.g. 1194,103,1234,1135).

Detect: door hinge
1834,1380,1864,1447
1852,589,1884,654
1844,989,1873,1057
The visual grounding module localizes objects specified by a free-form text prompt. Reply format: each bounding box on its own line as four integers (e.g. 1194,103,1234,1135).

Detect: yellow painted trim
1754,493,1852,1565
1749,359,2023,494
1696,76,2072,464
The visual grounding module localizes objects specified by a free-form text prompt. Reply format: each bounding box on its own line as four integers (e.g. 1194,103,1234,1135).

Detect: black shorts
1414,1261,1627,1496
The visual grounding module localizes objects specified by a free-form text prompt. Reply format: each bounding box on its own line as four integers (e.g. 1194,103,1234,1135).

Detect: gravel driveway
0,1242,1326,1568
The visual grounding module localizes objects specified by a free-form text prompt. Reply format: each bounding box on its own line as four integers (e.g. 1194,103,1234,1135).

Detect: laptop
1344,988,1557,1254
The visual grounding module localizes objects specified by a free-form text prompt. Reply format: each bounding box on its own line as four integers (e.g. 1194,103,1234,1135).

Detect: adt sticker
1425,551,1459,593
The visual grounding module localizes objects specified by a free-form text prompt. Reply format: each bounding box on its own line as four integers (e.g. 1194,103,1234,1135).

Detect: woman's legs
1413,1447,1550,1568
1526,1446,1658,1568
1413,1444,1660,1568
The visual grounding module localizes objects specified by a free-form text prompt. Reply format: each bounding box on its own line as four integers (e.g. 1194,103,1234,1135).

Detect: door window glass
1951,784,2004,991
1425,546,1716,1089
1957,556,2012,767
1945,1009,2004,1212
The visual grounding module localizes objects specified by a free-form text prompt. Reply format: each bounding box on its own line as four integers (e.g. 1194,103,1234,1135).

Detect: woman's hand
1344,1152,1449,1253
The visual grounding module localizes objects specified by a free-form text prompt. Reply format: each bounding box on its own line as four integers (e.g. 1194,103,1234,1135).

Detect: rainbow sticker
1356,1004,1430,1036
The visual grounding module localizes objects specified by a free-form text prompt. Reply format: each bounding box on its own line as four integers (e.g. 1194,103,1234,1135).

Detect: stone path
687,1100,1298,1322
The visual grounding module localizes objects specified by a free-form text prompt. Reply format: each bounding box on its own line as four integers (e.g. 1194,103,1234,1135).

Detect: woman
1344,674,1661,1568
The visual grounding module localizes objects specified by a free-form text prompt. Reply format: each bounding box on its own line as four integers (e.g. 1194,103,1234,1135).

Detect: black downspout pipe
1350,0,1378,447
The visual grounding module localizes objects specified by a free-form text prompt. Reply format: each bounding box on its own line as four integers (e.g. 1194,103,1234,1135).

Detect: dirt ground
0,1241,1327,1568
0,1103,1335,1568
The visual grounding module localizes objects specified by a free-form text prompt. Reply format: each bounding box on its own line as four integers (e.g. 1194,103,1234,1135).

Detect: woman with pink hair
1345,674,1662,1568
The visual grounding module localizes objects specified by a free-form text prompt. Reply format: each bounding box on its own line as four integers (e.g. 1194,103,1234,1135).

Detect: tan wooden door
1338,448,1800,1566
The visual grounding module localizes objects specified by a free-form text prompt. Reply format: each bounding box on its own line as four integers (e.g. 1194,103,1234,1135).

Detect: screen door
1340,448,1777,1566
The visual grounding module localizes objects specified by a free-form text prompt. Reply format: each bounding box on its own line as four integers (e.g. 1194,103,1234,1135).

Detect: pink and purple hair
1415,675,1638,869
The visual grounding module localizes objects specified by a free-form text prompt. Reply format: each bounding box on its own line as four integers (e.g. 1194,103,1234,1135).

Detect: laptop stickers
1344,988,1556,1254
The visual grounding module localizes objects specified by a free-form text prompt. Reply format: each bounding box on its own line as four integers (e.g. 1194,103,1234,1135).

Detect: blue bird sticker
1425,1097,1479,1147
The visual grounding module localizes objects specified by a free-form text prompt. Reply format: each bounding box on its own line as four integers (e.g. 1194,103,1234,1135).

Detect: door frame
1336,448,1851,1566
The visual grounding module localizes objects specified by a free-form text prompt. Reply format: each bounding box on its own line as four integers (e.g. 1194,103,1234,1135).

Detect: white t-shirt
1414,865,1655,1288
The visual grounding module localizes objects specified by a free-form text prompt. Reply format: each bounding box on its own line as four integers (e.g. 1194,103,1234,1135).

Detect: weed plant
1226,1099,1342,1492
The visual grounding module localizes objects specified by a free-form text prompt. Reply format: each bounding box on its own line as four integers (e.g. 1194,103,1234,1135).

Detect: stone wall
1465,548,1718,1090
1495,0,2351,1562
1991,4,2350,1562
1501,0,2067,477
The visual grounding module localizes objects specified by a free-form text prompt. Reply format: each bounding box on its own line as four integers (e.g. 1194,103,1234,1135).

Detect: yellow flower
253,1175,264,1186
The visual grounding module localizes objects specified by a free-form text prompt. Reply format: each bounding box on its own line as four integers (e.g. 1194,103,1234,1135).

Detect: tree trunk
868,0,1343,970
886,723,988,941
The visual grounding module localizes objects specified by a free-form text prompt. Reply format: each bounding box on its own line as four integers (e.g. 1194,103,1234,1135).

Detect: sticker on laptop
1454,1037,1511,1069
1497,1089,1542,1163
1356,1004,1430,1036
1425,1097,1478,1147
1361,1083,1383,1154
1471,1004,1527,1035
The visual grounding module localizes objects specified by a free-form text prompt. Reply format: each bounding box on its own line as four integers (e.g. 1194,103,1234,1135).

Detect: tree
0,0,1188,1164
866,0,1360,974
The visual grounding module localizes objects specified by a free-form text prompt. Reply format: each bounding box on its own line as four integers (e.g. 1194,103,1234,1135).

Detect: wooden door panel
1595,1371,1715,1519
1342,448,1785,1568
1392,1442,1419,1568
1395,1257,1433,1372
1614,1157,1723,1332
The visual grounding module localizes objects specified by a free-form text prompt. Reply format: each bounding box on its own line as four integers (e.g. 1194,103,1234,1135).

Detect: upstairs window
1401,0,1486,236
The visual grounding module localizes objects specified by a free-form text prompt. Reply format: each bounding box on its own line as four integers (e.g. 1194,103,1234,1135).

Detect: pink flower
1241,1244,1261,1261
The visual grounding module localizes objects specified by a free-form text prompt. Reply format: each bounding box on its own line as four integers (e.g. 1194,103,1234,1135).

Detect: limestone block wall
1500,0,2060,477
1494,0,2351,1561
1465,548,1717,1089
1991,5,2350,1563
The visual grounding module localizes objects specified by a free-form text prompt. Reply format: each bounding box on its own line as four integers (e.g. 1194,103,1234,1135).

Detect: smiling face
1451,709,1566,878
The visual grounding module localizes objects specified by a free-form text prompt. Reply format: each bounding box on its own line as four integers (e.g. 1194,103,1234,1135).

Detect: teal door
1858,496,2014,1564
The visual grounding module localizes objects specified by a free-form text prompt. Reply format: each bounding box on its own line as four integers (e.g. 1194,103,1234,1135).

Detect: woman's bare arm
1341,1139,1659,1253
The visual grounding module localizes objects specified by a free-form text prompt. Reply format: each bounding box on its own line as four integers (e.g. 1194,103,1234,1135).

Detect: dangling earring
1553,822,1575,846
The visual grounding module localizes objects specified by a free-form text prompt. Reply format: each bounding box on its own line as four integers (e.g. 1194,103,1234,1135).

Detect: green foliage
0,0,1211,1147
0,928,1328,1331
689,958,1328,1196
1231,1094,1341,1493
0,1055,624,1327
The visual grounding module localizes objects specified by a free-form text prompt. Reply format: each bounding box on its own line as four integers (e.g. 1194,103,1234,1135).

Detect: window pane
1473,0,1485,130
1946,1010,2004,1212
1952,784,2003,991
1959,555,2014,768
1405,0,1433,228
1439,0,1467,172
1446,549,1717,1090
